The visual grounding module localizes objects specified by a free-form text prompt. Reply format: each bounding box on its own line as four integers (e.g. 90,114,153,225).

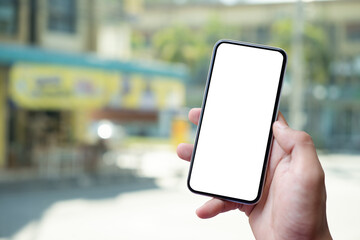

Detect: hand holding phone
178,109,332,240
187,40,287,204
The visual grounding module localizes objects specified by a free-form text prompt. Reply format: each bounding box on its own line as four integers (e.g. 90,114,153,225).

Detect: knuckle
295,131,314,145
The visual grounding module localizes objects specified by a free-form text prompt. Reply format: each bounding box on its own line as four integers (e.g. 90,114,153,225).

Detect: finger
272,121,320,173
272,121,324,189
176,143,193,161
268,111,288,164
189,108,201,125
266,112,288,179
238,204,255,217
196,198,239,219
273,121,315,155
277,111,288,126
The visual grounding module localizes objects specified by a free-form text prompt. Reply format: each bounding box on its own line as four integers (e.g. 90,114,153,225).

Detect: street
0,152,359,240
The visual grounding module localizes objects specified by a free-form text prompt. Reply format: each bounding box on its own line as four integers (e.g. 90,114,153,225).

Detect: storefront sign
10,63,119,110
10,63,185,110
107,75,185,110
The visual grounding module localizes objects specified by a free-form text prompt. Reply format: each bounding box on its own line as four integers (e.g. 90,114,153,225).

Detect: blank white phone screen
189,42,285,202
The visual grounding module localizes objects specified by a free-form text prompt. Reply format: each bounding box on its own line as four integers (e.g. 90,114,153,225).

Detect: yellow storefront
0,43,188,169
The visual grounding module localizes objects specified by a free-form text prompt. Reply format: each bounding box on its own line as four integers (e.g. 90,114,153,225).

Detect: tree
152,16,240,85
271,19,331,84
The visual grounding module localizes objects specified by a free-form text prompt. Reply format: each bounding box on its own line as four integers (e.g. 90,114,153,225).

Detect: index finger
189,108,201,125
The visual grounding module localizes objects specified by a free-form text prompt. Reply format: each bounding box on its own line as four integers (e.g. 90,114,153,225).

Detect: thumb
272,121,317,158
272,121,325,195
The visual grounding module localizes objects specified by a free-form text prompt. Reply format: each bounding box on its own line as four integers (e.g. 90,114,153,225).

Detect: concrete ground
0,150,359,240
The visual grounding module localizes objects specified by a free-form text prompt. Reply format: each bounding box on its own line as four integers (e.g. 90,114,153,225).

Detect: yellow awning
10,63,119,110
9,63,185,110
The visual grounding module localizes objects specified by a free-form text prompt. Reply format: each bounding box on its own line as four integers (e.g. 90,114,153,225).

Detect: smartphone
187,40,287,204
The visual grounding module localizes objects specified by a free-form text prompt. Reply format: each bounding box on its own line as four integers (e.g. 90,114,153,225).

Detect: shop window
48,0,77,33
0,0,18,36
346,22,360,42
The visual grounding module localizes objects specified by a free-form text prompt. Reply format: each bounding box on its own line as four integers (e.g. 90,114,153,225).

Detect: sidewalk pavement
0,152,359,240
320,154,360,240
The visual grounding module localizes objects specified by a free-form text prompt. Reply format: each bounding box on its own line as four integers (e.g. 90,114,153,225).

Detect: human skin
177,108,332,240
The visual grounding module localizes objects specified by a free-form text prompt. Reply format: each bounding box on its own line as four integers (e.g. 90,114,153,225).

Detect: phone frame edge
187,39,288,205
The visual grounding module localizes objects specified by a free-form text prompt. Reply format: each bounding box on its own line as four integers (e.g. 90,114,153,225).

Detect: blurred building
0,0,188,173
130,0,360,151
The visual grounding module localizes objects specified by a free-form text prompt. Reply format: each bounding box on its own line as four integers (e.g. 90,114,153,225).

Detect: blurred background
0,0,359,239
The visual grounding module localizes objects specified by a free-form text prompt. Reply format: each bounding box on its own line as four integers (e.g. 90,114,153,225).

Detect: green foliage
151,16,240,84
271,19,331,84
153,24,203,65
147,17,331,87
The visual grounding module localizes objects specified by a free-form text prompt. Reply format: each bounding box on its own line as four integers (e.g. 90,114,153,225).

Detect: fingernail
275,121,287,129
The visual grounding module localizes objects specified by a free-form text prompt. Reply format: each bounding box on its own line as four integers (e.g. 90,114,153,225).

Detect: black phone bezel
187,39,287,205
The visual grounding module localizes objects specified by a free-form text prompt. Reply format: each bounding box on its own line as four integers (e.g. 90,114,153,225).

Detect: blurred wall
0,0,188,173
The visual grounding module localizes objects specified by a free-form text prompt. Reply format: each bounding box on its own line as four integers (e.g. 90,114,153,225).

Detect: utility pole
290,0,305,130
